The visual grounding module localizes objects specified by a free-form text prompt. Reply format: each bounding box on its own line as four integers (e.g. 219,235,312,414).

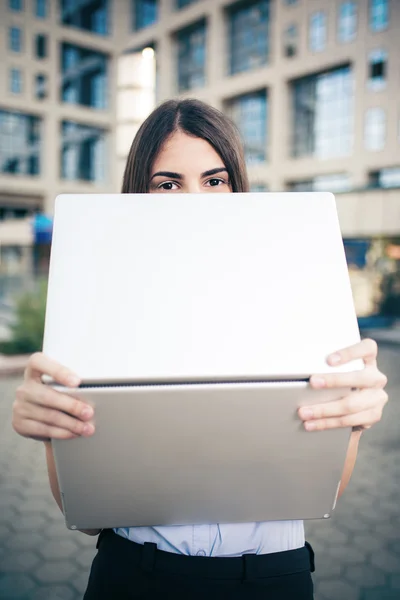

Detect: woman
12,99,388,599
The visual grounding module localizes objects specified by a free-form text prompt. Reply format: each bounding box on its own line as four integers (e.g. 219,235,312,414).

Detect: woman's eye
207,178,225,187
158,181,178,190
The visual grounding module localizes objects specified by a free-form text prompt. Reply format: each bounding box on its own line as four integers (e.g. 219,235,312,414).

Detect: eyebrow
150,167,228,181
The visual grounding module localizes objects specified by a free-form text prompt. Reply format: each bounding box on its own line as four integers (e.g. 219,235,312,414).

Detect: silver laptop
43,192,362,530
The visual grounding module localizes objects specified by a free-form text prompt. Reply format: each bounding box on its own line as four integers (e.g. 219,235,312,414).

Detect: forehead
151,131,225,173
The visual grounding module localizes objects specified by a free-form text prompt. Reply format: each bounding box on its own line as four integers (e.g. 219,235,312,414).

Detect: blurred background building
0,0,399,322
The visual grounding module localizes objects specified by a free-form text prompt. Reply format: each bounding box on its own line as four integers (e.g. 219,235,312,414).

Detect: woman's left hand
298,338,388,431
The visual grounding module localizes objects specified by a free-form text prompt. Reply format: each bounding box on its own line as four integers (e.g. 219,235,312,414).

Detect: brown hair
121,98,249,193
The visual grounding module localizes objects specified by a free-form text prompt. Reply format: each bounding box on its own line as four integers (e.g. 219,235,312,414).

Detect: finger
25,353,81,387
298,388,386,421
302,406,383,431
327,338,378,368
310,367,387,391
17,419,81,441
17,402,95,437
20,381,94,421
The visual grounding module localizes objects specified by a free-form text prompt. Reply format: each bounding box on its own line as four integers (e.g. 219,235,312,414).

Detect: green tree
0,280,47,355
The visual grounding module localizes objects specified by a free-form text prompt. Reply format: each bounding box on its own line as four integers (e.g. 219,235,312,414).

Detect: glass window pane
10,68,22,94
9,0,23,11
229,0,270,75
283,23,298,57
369,0,389,31
133,0,158,30
0,110,41,176
61,120,107,182
368,49,387,91
61,43,108,109
291,66,354,159
309,11,326,52
338,1,357,42
9,27,22,52
176,0,198,8
229,90,268,164
36,0,47,18
364,107,386,151
177,21,206,91
35,74,47,99
61,0,109,36
35,34,48,59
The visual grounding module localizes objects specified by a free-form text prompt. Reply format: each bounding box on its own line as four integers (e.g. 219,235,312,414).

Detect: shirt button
196,549,207,557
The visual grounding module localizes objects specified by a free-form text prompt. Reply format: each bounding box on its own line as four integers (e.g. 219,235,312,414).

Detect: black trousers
83,529,315,599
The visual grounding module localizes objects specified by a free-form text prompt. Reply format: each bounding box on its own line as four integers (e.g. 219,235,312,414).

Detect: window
283,24,298,57
0,110,41,176
9,0,23,11
291,66,354,159
229,90,268,164
10,68,22,94
309,11,326,52
364,108,386,151
289,174,351,193
228,0,270,75
35,0,47,18
368,49,387,91
61,0,109,35
177,0,198,8
133,0,158,30
338,2,357,42
369,167,400,189
35,74,47,99
285,0,298,5
61,43,108,109
369,0,388,32
61,121,106,182
35,34,48,59
9,27,22,52
177,21,206,91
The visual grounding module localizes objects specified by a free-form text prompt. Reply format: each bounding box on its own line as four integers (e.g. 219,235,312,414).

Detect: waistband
96,529,315,580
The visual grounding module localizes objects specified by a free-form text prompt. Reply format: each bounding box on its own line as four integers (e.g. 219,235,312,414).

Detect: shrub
0,279,47,355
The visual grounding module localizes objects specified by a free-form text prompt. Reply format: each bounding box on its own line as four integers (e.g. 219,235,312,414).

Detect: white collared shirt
115,521,305,557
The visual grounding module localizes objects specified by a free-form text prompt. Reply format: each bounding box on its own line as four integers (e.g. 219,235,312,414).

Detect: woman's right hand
12,352,95,441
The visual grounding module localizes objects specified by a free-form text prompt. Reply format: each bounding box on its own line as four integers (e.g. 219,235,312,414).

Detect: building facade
1,0,400,314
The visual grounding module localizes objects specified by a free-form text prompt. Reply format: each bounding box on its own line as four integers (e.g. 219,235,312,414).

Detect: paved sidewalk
0,346,399,600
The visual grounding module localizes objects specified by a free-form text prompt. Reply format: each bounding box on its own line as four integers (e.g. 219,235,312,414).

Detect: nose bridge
185,180,202,193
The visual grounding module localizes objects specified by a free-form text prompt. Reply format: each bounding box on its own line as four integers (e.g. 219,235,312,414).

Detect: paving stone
389,574,400,589
316,578,360,600
72,545,97,569
308,525,349,545
370,549,400,573
34,560,79,583
0,494,23,512
312,557,342,580
0,573,36,598
388,540,400,555
344,564,386,587
373,524,400,542
42,521,70,540
352,533,388,554
325,543,368,564
11,513,47,532
362,589,400,600
29,584,76,600
38,539,80,560
0,523,12,539
5,532,44,550
0,550,40,572
71,570,90,595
